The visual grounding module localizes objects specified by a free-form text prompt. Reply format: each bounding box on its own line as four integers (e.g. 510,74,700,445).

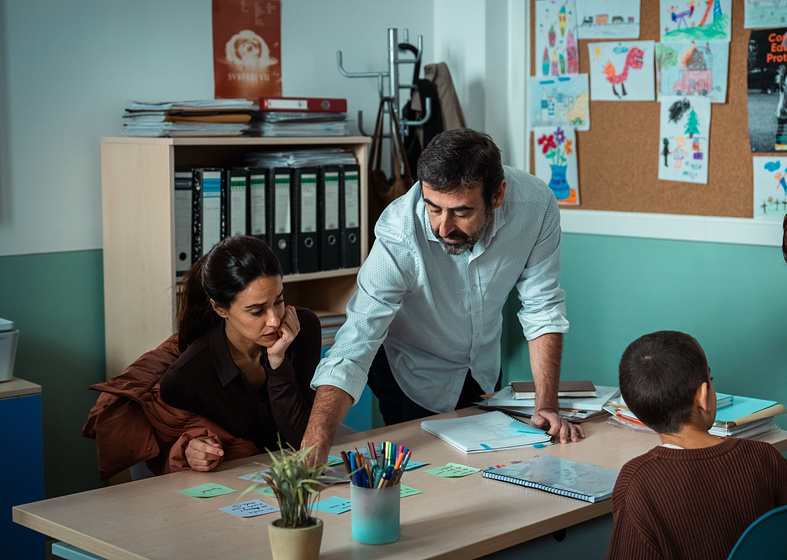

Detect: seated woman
159,235,321,472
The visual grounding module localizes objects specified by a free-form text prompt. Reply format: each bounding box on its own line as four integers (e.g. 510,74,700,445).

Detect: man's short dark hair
416,128,505,208
619,331,709,435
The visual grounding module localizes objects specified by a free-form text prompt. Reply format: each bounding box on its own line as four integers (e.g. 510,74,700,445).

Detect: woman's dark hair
618,331,709,435
416,128,505,208
177,235,282,350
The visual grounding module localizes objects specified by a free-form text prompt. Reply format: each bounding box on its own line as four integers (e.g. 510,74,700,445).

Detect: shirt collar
208,322,244,387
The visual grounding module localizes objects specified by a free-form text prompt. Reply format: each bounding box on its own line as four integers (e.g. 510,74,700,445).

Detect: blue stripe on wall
503,233,787,429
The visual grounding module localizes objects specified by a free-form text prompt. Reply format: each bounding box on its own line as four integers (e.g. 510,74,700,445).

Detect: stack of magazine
478,384,620,423
121,99,256,137
604,393,786,439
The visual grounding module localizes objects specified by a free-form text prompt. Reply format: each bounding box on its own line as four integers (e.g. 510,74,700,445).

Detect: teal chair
727,505,787,560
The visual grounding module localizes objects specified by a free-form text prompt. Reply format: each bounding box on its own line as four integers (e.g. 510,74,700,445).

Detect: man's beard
435,205,494,255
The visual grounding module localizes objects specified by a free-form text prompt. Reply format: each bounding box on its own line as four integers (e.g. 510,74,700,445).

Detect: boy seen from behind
606,331,787,560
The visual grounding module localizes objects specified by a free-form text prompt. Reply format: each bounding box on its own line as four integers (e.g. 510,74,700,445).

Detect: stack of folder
604,393,786,439
176,148,361,278
122,99,256,137
478,384,620,423
253,96,350,137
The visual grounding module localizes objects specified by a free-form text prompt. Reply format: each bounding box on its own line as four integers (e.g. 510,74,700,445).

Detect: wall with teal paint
0,250,105,497
503,232,787,429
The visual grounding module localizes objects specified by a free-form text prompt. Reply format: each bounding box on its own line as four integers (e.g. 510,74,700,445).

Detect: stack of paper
479,385,620,422
122,99,256,137
420,411,551,453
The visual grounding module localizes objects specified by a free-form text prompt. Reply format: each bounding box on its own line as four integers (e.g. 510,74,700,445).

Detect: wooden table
14,409,787,560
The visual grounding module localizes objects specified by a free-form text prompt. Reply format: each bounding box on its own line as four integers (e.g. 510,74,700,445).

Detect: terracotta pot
268,517,323,560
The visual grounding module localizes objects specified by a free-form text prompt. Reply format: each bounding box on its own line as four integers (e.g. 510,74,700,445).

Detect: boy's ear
696,382,710,413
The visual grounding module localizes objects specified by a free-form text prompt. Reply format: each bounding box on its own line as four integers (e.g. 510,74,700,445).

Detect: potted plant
243,442,331,560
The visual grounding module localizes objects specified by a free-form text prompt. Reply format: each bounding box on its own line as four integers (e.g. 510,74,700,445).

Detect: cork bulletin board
530,1,758,218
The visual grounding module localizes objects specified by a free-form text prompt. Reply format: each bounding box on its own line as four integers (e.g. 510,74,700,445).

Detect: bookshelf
101,136,370,379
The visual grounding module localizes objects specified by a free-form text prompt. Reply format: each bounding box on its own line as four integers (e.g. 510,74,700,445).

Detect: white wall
0,0,439,256
433,0,527,170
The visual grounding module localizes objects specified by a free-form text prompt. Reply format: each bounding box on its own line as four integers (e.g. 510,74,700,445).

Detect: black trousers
367,346,502,426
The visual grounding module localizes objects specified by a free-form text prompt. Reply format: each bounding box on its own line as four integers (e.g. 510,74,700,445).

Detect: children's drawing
536,0,580,76
588,41,655,101
752,156,787,219
660,0,732,42
528,74,590,130
745,0,787,29
533,126,579,205
656,40,729,103
658,95,711,183
577,0,641,39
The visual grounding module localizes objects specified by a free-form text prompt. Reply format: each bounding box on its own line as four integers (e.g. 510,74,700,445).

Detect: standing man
302,129,584,462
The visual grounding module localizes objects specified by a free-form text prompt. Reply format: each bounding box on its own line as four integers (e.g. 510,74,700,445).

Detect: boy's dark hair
416,128,505,208
619,331,710,435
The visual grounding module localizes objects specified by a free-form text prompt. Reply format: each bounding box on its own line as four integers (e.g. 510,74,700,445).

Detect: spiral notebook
420,411,551,453
482,455,619,503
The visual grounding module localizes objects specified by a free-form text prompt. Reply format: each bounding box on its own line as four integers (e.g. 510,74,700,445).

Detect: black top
160,306,321,451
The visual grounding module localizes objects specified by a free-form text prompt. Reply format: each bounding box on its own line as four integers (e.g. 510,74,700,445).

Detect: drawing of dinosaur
603,47,644,98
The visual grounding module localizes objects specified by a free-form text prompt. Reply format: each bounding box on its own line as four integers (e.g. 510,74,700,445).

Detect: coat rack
337,28,432,139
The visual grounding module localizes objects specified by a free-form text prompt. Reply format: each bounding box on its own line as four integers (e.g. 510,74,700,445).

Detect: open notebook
482,455,619,503
420,411,551,453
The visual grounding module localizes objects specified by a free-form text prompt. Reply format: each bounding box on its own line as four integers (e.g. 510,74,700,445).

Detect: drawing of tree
685,107,700,138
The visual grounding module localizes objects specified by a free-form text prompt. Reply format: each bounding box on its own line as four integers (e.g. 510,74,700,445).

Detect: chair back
727,505,787,560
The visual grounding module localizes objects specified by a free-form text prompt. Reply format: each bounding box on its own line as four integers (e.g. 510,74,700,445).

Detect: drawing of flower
541,127,571,166
538,134,557,154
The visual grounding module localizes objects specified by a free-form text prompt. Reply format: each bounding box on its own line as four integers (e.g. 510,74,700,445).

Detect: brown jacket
82,334,258,480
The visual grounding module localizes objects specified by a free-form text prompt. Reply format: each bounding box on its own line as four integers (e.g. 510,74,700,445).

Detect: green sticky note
424,463,480,478
254,485,276,498
179,483,237,498
312,495,351,514
399,484,423,498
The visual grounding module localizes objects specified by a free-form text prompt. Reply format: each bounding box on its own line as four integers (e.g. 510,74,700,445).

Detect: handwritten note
312,496,352,514
424,463,480,478
399,484,423,497
179,483,237,498
219,499,279,518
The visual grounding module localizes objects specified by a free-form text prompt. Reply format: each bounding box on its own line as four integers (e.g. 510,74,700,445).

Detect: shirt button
471,285,478,291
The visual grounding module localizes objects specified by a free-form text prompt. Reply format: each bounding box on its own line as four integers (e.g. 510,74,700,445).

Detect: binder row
175,163,361,276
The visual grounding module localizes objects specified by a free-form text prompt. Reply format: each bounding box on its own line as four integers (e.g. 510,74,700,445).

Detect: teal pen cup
350,484,401,544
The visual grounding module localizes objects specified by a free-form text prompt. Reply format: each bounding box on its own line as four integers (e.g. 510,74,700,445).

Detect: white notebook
420,411,551,453
482,455,619,503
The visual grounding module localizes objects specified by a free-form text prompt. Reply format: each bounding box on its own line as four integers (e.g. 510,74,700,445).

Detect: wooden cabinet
100,136,370,378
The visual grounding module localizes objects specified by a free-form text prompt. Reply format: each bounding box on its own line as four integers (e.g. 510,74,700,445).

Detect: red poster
212,0,282,99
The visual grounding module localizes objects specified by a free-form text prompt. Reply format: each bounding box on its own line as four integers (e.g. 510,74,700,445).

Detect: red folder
259,96,347,113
